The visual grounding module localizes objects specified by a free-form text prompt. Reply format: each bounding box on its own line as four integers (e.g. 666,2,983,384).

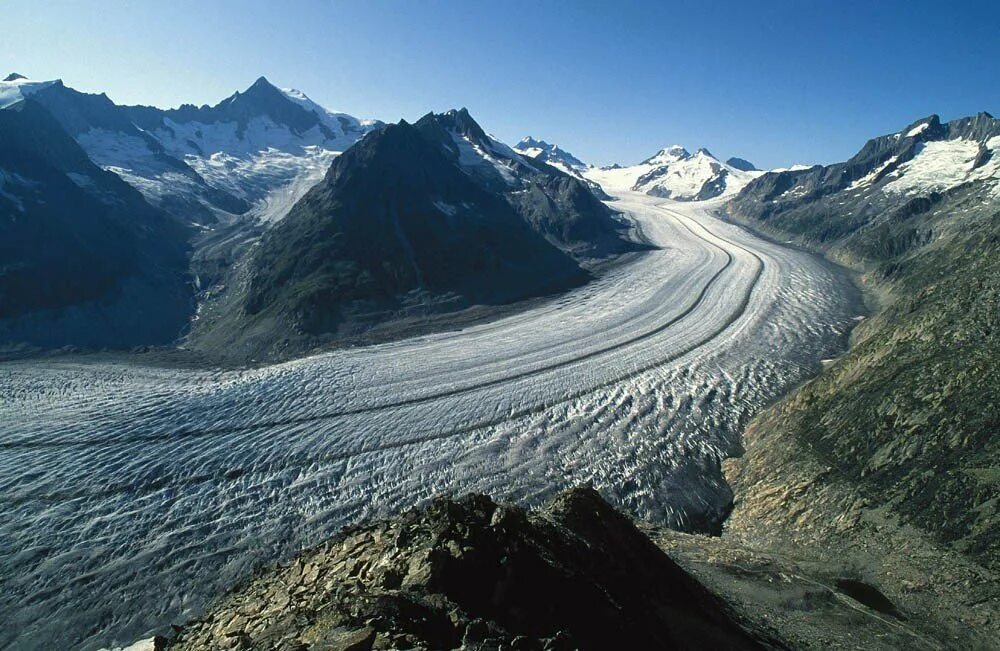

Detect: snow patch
0,75,58,109
771,164,814,173
848,156,898,190
905,122,930,138
883,139,981,195
0,169,36,211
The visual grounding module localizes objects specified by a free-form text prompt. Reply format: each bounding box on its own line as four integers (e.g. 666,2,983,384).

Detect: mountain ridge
185,109,642,361
585,144,763,201
720,108,1000,645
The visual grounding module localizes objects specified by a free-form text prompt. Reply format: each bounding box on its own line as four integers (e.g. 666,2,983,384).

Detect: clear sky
3,0,997,169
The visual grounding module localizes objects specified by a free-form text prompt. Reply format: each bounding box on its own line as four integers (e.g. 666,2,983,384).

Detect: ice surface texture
0,194,860,649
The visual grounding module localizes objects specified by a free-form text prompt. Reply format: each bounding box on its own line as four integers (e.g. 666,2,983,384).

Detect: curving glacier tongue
0,194,863,650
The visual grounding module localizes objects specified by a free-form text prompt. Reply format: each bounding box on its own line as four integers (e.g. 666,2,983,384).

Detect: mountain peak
4,72,27,82
695,147,715,159
517,136,546,149
725,156,759,172
250,75,275,89
513,136,588,171
430,107,489,142
642,145,690,165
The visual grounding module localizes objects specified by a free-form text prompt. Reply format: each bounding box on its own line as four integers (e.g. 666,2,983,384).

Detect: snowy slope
0,73,57,109
122,79,382,213
585,145,763,200
879,134,1000,197
514,136,588,173
3,74,380,225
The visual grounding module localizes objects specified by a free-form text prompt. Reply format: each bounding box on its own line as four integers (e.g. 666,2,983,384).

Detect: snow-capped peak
643,145,691,165
584,143,764,201
513,136,588,172
0,74,60,109
279,85,381,132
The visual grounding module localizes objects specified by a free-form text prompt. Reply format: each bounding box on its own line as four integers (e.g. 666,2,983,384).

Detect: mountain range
192,110,638,358
585,145,763,200
4,69,1000,649
0,74,640,360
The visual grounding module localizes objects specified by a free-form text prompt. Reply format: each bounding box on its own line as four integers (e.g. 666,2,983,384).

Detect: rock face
167,488,768,650
189,110,641,360
725,157,758,172
0,100,192,349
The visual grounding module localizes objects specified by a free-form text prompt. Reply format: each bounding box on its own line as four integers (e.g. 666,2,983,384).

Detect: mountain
724,112,1000,610
514,135,611,200
514,136,588,172
729,112,1000,244
585,145,762,200
725,156,758,172
162,487,770,650
0,74,249,224
121,77,382,208
0,74,380,225
0,100,192,350
414,110,630,256
189,110,640,360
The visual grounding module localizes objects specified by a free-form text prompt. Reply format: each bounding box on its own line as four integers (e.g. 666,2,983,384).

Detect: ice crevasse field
0,190,862,649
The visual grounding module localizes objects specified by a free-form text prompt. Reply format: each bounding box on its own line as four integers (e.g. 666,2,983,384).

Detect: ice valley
0,192,862,650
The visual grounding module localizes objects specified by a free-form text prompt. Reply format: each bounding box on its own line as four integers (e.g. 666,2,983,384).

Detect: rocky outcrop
166,488,770,650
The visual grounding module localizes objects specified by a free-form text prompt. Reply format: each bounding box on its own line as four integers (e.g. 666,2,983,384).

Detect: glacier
0,191,863,650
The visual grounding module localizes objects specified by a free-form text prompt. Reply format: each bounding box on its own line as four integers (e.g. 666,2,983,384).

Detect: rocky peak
514,137,588,171
517,135,545,149
3,72,27,82
434,107,491,144
726,156,759,172
165,487,768,650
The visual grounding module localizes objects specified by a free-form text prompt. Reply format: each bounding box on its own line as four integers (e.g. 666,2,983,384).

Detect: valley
0,193,861,650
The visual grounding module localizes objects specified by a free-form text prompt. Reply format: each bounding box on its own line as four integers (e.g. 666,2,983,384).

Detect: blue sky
2,0,997,169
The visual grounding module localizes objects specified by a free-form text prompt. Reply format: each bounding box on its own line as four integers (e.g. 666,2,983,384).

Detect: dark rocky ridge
725,157,758,172
244,119,587,336
0,100,192,349
165,487,772,650
189,110,642,361
412,111,623,251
